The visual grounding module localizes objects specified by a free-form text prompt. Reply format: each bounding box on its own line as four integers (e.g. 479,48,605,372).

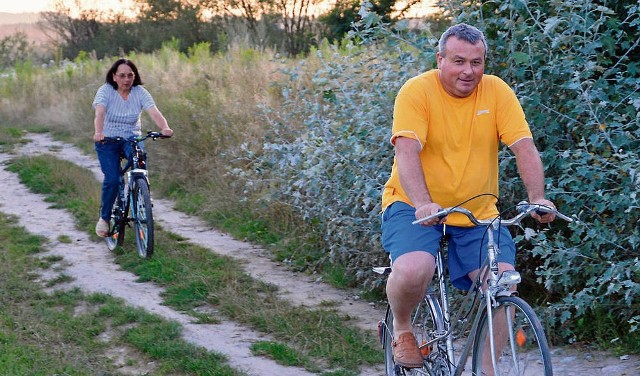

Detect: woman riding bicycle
380,23,557,370
93,58,173,238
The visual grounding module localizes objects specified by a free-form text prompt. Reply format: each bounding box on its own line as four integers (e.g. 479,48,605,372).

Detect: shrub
232,0,639,345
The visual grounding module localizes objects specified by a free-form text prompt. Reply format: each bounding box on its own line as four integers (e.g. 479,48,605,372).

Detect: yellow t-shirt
381,70,533,226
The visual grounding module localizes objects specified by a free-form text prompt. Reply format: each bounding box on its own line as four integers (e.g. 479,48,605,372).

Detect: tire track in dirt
1,134,369,376
20,133,384,331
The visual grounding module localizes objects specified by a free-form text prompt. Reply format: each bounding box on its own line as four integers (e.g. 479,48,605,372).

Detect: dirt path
0,133,637,376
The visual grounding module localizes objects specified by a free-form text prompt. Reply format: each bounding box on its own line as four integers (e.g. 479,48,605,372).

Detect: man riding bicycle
380,23,557,369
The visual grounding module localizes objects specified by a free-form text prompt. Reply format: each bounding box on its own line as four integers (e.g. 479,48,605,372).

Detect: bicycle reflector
516,327,527,347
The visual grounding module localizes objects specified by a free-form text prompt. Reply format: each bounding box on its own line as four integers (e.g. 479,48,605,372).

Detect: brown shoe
392,332,424,368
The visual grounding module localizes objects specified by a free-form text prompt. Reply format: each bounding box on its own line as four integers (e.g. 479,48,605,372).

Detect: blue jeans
95,140,133,221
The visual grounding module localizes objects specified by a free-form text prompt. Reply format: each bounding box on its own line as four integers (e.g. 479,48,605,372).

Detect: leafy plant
230,0,639,347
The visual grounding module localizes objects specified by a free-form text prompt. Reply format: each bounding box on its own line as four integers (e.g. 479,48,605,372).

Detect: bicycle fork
482,222,523,376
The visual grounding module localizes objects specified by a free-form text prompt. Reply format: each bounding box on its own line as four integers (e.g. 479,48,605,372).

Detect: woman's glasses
115,73,135,79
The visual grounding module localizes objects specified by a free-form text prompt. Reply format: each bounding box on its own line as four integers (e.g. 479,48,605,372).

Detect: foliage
2,0,637,350
318,0,421,43
35,0,428,60
230,0,639,346
228,10,443,288
39,0,227,58
0,32,34,69
437,0,640,345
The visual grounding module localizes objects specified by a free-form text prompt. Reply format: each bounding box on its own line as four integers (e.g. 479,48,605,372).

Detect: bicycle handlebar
102,131,171,144
135,131,172,142
412,201,574,226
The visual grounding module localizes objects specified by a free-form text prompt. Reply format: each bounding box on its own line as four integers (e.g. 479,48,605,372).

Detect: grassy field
0,134,381,374
0,210,245,375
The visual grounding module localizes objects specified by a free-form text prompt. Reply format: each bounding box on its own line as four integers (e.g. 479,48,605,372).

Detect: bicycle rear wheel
105,196,125,250
131,177,154,258
381,294,449,376
472,295,552,376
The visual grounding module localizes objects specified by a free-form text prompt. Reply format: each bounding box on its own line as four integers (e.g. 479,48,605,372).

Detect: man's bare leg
387,251,436,337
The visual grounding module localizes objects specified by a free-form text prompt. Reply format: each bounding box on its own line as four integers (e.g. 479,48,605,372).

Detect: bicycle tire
131,177,154,258
105,195,125,250
472,295,552,376
382,293,450,376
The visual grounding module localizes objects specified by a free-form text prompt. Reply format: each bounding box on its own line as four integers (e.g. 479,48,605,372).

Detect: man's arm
509,138,556,223
395,136,443,224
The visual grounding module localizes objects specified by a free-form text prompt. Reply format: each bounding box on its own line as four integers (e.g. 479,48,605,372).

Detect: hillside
0,12,49,44
0,12,40,25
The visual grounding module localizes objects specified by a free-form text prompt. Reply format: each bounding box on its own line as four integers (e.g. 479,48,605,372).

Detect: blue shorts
381,201,516,291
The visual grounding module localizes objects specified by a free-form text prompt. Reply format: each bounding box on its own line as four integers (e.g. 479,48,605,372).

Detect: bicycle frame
105,131,169,257
415,222,512,376
115,137,150,221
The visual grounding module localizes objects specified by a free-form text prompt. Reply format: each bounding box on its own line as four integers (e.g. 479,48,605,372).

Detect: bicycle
104,131,171,258
375,201,574,376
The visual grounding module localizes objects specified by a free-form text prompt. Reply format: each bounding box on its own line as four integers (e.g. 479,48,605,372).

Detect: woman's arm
147,106,173,137
93,105,106,142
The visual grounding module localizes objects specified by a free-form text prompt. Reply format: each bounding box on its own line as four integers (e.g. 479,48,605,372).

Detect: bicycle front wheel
472,295,552,376
131,177,154,258
105,196,125,251
382,293,449,376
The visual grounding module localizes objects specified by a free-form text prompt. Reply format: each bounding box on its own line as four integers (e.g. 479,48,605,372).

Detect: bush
232,0,639,346
443,0,639,345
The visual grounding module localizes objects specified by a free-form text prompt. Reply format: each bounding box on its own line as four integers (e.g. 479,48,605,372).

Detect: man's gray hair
438,23,487,57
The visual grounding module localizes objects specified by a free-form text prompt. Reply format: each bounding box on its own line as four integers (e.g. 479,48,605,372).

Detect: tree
39,3,102,58
319,0,422,44
0,32,34,69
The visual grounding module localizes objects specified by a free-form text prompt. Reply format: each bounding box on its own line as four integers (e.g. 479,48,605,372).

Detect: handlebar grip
412,209,448,225
517,201,574,222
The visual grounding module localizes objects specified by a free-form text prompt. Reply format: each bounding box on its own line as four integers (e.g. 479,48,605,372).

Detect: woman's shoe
96,218,109,237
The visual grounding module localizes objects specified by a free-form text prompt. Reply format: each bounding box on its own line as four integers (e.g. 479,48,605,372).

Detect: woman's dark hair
105,58,143,90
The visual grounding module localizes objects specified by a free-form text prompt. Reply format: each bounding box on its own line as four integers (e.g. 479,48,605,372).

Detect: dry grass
0,44,294,223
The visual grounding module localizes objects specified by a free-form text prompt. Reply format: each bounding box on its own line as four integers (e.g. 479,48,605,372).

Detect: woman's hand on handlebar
415,202,446,226
160,128,174,137
529,198,556,224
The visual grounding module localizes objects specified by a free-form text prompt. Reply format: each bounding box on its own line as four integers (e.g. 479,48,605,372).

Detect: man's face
436,36,485,98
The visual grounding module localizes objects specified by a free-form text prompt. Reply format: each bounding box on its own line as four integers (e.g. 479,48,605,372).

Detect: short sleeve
92,84,110,109
493,78,532,146
391,77,429,149
137,86,156,110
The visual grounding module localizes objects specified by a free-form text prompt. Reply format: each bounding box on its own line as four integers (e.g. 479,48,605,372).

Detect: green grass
251,341,318,370
7,154,382,374
0,213,243,375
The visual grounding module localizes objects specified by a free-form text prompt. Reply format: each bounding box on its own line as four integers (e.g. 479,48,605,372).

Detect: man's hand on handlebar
529,198,556,224
415,202,446,226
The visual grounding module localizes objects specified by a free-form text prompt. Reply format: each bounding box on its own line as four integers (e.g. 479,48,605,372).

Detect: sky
0,0,436,16
0,0,134,14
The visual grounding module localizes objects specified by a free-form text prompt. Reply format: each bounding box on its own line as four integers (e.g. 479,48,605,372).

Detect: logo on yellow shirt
476,109,490,115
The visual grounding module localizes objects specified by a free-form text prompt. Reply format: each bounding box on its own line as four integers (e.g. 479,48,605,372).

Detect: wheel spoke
472,296,552,376
382,295,449,376
132,178,154,258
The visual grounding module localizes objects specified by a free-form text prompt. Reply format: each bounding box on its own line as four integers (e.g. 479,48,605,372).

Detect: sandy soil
0,132,637,376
